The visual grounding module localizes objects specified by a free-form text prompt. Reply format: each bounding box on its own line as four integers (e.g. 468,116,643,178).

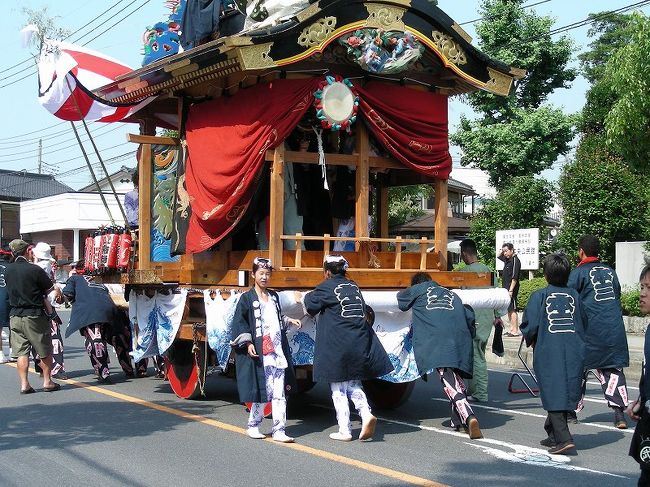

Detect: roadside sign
496,228,539,270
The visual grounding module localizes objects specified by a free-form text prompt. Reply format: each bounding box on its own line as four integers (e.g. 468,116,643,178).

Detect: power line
459,0,553,26
1,0,130,82
0,123,124,153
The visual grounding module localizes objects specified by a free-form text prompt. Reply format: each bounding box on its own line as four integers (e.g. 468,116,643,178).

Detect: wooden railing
278,234,443,271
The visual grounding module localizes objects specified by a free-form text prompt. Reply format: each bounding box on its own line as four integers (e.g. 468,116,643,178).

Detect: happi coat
230,288,296,403
304,275,393,383
521,285,586,411
62,275,119,338
397,280,475,378
567,261,629,370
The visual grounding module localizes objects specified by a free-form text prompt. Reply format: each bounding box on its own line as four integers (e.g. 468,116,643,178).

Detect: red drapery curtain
355,81,452,179
184,78,319,253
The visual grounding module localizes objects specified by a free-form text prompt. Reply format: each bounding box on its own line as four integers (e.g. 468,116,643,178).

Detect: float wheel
362,379,415,409
166,340,203,399
244,402,272,417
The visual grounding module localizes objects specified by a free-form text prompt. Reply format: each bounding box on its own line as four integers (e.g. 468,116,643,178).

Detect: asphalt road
0,310,641,486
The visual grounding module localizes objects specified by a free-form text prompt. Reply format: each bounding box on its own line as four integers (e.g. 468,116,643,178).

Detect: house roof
448,177,474,194
391,212,471,234
0,169,74,202
78,166,134,193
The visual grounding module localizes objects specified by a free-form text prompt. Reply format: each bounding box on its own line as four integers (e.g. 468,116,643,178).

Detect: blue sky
1,0,648,189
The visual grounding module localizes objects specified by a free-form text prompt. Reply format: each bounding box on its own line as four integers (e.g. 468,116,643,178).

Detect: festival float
35,0,516,405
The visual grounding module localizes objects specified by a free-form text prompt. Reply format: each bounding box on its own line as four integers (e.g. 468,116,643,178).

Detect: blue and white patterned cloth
128,289,187,362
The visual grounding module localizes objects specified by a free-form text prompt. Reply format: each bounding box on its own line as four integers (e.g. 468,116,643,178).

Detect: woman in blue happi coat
303,255,393,442
397,272,482,439
230,257,301,443
521,253,586,455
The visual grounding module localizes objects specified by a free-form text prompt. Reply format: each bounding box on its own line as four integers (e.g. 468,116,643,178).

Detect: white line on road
430,398,634,434
311,404,628,479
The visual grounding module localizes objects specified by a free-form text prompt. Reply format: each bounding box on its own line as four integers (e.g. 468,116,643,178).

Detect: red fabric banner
184,78,319,253
355,81,452,179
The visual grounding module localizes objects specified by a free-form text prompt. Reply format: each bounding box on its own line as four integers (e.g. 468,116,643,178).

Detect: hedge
516,277,547,310
621,288,642,317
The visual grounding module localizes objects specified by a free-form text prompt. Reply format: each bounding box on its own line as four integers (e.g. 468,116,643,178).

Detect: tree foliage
451,0,576,190
468,0,576,118
454,106,574,189
578,12,635,85
469,175,553,265
388,185,432,227
602,13,650,170
557,147,650,265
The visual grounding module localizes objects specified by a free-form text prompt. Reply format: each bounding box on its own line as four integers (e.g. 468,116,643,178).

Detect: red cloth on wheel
184,78,319,253
355,81,452,179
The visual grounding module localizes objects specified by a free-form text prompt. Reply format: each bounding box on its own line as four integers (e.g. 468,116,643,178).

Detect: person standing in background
124,168,139,229
0,250,12,363
498,242,521,337
460,238,501,402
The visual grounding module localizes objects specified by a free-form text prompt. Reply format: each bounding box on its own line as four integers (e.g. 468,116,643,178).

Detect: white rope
313,126,329,190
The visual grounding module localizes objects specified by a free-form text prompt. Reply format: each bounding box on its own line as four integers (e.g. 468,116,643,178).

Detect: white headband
324,255,349,269
253,257,273,269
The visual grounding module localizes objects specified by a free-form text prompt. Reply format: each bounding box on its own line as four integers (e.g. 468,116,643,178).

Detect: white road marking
430,398,633,434
311,404,628,479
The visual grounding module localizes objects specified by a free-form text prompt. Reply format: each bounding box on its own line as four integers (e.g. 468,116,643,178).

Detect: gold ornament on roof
238,42,276,69
364,4,406,31
431,30,467,65
485,67,513,96
297,16,337,47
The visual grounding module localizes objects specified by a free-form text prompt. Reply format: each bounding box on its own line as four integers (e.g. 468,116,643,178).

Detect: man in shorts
6,239,60,394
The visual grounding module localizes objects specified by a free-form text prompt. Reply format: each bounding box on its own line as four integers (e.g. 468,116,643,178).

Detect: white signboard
496,228,539,271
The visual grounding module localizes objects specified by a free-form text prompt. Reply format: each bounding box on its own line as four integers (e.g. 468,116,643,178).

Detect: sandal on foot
43,383,61,392
20,387,36,394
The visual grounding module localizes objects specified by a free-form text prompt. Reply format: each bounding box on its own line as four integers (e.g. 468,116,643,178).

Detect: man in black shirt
498,242,522,336
6,239,60,393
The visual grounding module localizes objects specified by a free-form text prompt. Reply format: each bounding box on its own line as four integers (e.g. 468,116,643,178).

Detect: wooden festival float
80,0,520,404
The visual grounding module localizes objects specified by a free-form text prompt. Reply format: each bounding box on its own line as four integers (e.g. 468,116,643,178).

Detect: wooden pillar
138,144,152,270
269,145,285,268
355,123,370,256
433,178,448,271
379,184,389,251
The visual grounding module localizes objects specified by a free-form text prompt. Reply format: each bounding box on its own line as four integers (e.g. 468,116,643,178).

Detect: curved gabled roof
95,0,523,111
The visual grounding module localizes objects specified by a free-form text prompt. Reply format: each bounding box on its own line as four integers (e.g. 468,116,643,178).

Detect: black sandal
43,383,61,392
20,387,36,394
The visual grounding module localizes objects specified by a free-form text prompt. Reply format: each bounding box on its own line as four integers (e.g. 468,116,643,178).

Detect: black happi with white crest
304,274,393,383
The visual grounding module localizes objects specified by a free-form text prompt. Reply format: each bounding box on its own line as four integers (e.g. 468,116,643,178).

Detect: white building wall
615,241,648,289
20,192,128,234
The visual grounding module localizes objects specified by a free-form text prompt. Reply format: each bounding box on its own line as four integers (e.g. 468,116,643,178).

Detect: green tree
557,147,650,265
388,185,432,227
602,13,650,170
451,0,576,190
469,175,553,265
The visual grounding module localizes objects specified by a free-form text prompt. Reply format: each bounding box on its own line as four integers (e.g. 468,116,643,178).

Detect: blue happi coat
567,261,629,370
304,275,393,383
397,281,475,378
230,288,296,403
521,285,586,411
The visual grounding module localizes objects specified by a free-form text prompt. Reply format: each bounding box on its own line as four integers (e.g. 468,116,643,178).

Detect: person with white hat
30,242,66,380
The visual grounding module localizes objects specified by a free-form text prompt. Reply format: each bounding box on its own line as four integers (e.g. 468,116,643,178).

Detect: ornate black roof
95,0,523,121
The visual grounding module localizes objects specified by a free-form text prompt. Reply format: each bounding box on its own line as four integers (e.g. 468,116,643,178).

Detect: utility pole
38,138,42,174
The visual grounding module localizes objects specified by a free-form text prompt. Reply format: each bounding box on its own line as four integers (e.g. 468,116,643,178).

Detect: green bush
621,288,641,317
516,277,548,310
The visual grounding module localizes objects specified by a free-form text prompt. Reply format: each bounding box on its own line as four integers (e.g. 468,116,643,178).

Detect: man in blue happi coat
397,272,482,439
568,234,630,429
521,253,587,454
